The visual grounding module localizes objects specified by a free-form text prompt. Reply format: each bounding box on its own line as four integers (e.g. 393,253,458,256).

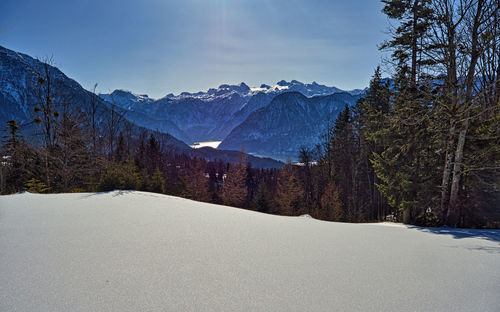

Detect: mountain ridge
99,80,366,144
219,91,362,160
0,45,283,168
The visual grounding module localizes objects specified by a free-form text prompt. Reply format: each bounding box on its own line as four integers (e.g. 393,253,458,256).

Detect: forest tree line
1,0,499,228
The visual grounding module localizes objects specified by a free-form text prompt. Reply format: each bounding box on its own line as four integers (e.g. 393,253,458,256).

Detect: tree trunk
447,0,484,226
411,0,419,86
447,117,469,226
440,122,455,220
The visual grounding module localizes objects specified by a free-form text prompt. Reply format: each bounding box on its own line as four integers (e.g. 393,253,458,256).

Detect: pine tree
54,113,91,192
320,181,343,221
221,155,248,207
1,120,41,194
331,105,361,221
147,168,166,194
252,181,272,213
353,67,391,220
298,147,314,214
380,0,434,85
183,158,210,202
371,64,440,225
276,161,303,215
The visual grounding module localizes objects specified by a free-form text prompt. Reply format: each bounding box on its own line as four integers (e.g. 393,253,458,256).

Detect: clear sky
1,0,389,98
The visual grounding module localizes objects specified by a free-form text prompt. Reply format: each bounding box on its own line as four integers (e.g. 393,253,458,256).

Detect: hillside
0,45,282,168
1,191,498,311
219,91,360,160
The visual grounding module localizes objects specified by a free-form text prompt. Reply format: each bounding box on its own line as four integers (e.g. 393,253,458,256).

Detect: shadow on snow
407,225,500,244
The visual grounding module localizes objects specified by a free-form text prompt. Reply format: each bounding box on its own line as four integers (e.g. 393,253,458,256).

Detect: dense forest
1,0,499,228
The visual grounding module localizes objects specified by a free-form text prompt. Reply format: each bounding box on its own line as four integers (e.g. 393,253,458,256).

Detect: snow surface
0,191,499,312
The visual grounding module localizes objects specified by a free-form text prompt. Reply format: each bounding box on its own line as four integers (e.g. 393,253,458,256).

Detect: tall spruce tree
381,0,434,85
353,67,391,220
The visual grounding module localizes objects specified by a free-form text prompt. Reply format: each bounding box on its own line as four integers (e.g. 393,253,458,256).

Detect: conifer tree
353,67,391,220
55,113,91,192
147,168,166,194
380,0,434,85
183,158,210,202
221,155,248,207
276,161,303,215
252,181,273,213
1,120,39,194
320,181,343,221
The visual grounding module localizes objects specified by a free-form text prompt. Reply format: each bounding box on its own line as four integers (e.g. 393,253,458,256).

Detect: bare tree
33,58,60,188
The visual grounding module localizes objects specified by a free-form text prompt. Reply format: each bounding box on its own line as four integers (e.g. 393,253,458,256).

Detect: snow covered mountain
0,45,189,152
1,44,367,162
0,46,283,168
219,91,361,160
0,46,90,137
99,80,364,144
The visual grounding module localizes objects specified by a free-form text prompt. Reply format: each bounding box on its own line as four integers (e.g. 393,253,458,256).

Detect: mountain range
219,91,361,160
0,46,281,168
1,45,366,162
100,81,363,160
99,80,364,145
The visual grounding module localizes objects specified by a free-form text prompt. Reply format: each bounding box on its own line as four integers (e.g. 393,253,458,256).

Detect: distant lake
190,141,222,149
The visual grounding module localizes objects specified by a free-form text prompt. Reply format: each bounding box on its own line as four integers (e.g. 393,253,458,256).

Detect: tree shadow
111,190,134,197
79,190,134,199
407,225,500,244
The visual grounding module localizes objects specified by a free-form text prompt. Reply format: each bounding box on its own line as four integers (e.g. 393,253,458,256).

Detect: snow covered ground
1,191,499,312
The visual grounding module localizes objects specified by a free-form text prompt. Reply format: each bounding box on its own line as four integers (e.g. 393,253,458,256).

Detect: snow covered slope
1,191,499,311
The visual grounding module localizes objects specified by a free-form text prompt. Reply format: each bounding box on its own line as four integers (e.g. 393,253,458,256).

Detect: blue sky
1,0,389,98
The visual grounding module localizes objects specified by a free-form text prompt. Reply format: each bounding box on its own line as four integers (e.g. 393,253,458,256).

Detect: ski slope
0,191,499,311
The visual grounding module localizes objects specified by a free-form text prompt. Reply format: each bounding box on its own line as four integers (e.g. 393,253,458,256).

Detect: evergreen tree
98,160,141,191
1,120,41,194
252,180,273,213
331,105,361,221
183,158,210,202
320,181,343,221
298,147,314,214
371,65,440,224
221,155,248,207
146,168,166,194
380,0,434,85
353,67,391,220
275,161,303,215
54,114,91,192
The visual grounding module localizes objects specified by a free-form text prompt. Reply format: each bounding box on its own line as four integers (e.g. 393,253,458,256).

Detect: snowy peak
270,80,344,97
100,80,364,104
99,89,154,110
217,82,250,94
109,89,152,101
